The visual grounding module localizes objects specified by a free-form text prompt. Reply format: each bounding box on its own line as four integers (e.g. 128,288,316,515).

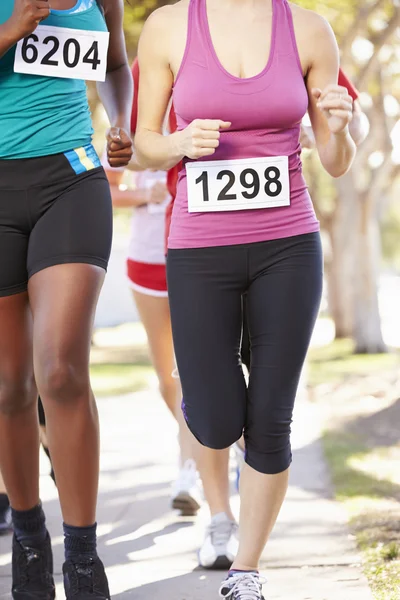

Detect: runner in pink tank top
135,0,356,596
169,0,318,249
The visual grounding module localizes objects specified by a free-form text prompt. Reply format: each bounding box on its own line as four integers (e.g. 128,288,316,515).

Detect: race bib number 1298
14,25,110,82
186,156,290,213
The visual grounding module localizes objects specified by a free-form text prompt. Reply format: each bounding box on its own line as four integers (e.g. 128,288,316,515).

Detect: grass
313,340,400,599
308,338,399,387
90,363,154,397
322,431,400,600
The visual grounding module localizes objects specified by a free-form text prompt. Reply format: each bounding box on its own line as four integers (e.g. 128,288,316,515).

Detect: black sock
64,522,97,561
11,503,47,547
0,493,10,512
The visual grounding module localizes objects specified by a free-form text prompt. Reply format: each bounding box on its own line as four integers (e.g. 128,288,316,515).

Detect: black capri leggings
167,232,323,475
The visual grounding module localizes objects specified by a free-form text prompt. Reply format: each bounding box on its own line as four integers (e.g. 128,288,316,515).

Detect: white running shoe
171,459,202,516
198,512,239,569
219,571,266,600
234,442,245,491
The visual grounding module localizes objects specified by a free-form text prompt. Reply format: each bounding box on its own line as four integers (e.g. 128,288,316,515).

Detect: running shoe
171,459,202,516
63,555,110,599
219,571,266,600
0,504,12,536
234,442,245,491
12,532,55,600
198,512,239,569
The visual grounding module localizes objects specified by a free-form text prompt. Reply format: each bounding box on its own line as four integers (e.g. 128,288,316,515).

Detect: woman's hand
175,119,231,160
106,127,133,168
312,85,353,135
8,0,50,40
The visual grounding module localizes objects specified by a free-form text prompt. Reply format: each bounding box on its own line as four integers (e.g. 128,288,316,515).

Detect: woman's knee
245,427,293,475
0,374,36,416
182,397,244,450
38,359,90,403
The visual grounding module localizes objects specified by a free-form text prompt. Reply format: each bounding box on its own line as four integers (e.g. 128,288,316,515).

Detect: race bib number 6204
186,156,290,213
14,25,110,82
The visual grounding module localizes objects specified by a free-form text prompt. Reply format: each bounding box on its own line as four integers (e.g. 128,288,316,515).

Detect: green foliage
308,338,399,386
90,363,153,396
124,0,173,54
323,430,400,600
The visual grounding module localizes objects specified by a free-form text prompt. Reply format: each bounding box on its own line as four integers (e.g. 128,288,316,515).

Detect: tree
298,0,400,353
124,0,173,54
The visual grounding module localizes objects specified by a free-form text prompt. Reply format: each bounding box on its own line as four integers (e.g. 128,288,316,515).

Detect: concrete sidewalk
0,385,373,600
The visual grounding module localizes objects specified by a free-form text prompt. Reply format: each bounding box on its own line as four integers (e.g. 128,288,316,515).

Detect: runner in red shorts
103,59,203,518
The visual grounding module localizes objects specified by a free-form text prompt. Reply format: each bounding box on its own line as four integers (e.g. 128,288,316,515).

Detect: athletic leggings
167,233,323,475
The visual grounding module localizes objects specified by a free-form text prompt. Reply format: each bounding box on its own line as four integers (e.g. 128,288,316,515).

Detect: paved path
0,384,373,599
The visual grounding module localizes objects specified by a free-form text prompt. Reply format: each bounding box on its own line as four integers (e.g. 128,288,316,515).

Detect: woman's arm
104,168,168,208
98,0,133,168
125,153,148,173
104,168,149,208
301,100,368,150
0,0,50,59
134,9,183,170
348,100,369,146
306,16,356,177
135,8,230,170
109,185,150,209
0,23,20,59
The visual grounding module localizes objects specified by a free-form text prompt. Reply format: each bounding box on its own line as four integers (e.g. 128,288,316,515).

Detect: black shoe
0,505,12,536
12,532,55,600
63,556,110,599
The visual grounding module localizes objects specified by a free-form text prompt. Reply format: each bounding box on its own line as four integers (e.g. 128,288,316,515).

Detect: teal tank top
0,0,107,159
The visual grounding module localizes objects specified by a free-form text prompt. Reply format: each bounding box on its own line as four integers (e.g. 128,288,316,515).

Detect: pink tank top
168,0,319,249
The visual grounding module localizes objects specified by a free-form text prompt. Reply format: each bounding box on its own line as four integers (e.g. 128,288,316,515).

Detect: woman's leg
132,291,179,418
29,264,104,528
0,293,39,512
134,288,234,517
232,234,323,571
167,245,247,567
195,446,233,519
132,289,204,514
167,245,247,451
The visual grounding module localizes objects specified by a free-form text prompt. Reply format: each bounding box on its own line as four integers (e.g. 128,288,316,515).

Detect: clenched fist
7,0,51,41
176,119,231,160
107,127,134,168
312,84,353,135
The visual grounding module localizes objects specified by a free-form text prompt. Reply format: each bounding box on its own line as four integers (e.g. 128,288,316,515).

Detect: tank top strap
273,0,303,74
182,0,210,65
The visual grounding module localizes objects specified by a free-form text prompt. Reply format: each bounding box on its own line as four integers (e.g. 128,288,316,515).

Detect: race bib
14,25,110,82
186,156,290,213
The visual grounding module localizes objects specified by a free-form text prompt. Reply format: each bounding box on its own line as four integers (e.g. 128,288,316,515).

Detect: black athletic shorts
0,145,113,297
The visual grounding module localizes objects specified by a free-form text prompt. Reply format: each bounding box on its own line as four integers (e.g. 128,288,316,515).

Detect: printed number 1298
186,156,290,213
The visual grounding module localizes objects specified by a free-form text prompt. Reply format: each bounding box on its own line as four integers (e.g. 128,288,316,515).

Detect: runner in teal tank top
0,2,133,599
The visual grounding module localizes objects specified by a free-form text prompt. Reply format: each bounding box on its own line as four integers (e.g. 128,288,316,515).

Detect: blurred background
85,1,400,598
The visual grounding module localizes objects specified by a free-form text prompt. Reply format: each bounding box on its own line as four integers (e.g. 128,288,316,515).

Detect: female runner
135,0,355,597
0,0,132,598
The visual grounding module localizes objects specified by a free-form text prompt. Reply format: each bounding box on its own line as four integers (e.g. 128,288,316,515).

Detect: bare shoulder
289,2,334,38
142,0,189,37
289,3,338,73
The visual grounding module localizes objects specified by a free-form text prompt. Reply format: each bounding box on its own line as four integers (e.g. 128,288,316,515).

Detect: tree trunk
353,193,387,354
326,173,358,338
